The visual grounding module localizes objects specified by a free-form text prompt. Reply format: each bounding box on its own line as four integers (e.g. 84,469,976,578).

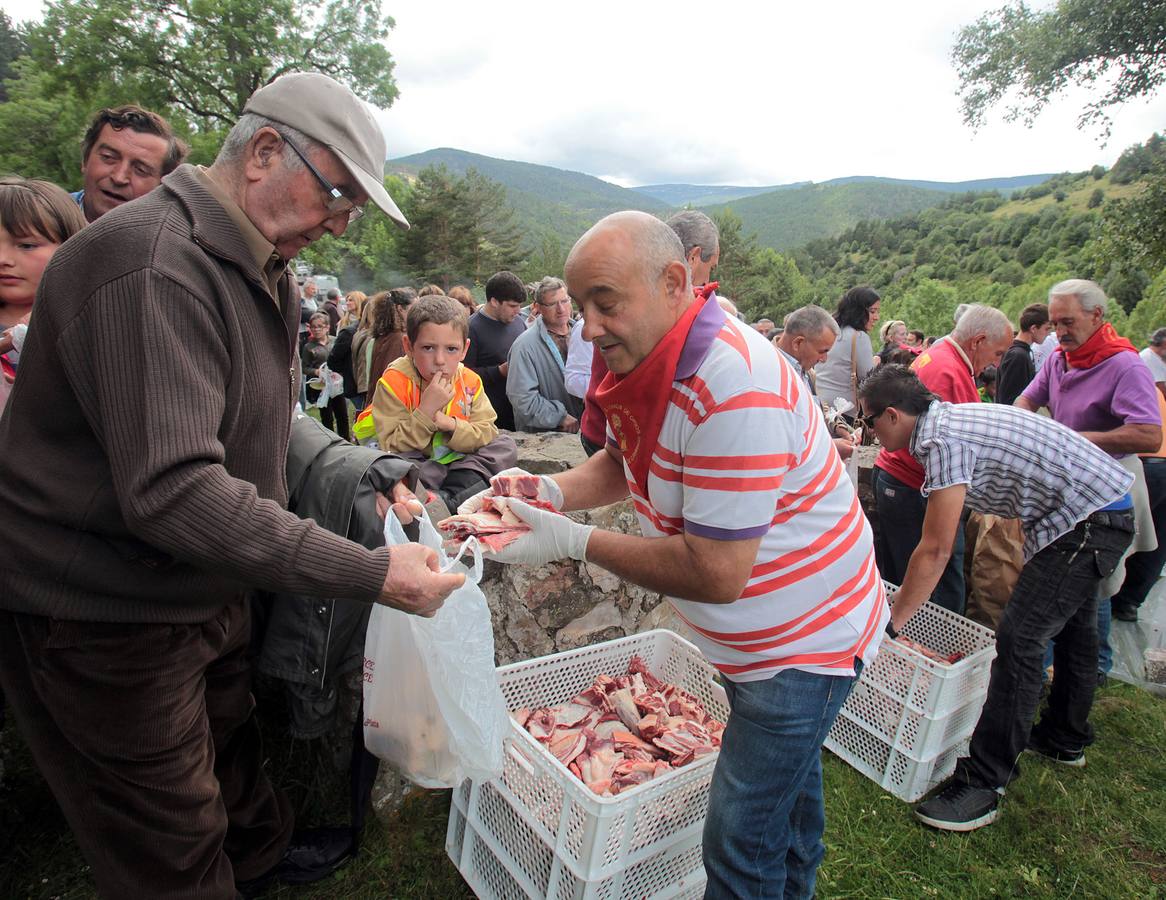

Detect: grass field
2,679,1163,899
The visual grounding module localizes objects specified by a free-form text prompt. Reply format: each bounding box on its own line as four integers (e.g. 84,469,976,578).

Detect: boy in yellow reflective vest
355,295,517,510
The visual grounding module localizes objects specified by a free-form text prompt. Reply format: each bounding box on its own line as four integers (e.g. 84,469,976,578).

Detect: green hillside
389,148,668,245
822,174,1055,194
703,182,952,250
777,165,1163,339
633,183,798,206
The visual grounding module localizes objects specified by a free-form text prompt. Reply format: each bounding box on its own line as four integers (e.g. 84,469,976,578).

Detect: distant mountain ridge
387,147,1058,252
632,175,1056,209
388,147,667,244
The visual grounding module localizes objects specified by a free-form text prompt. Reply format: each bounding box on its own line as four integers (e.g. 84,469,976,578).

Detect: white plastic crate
839,675,983,759
823,582,997,801
825,709,969,802
448,779,706,900
445,629,728,897
870,584,997,718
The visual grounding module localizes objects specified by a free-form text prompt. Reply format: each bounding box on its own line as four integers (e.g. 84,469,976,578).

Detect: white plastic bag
362,510,510,787
313,364,345,408
1109,571,1166,698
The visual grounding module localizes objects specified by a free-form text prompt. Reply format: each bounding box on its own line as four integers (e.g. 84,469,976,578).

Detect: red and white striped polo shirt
616,300,888,682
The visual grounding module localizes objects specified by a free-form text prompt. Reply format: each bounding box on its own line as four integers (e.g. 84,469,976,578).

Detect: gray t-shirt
814,325,875,411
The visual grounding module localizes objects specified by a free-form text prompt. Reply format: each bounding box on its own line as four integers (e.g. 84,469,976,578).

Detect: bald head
568,211,690,289
565,211,693,374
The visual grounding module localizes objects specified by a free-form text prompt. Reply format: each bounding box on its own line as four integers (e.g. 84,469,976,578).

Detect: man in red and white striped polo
476,210,888,899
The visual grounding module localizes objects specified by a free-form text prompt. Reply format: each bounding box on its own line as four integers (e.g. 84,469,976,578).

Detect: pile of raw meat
895,635,965,665
437,473,560,553
511,656,724,797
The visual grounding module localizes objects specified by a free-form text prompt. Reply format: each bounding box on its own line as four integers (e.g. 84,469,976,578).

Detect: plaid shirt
910,401,1133,560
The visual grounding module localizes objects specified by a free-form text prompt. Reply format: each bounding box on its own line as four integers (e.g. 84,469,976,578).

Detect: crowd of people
0,73,1162,900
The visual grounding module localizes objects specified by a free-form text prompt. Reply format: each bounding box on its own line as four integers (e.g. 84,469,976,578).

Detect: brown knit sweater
0,165,390,623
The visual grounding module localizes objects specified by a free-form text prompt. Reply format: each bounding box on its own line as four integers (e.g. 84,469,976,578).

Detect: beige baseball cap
243,71,409,229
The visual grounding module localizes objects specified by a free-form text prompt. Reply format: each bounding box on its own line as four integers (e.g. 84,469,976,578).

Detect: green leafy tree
953,0,1166,137
0,11,27,103
0,0,399,185
398,165,525,289
29,0,398,127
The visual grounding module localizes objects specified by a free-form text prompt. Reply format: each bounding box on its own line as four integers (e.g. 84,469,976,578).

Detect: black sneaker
914,777,1000,832
1026,731,1085,767
1111,602,1138,623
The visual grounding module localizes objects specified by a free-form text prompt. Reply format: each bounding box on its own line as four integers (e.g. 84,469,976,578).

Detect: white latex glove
456,466,564,515
484,498,594,566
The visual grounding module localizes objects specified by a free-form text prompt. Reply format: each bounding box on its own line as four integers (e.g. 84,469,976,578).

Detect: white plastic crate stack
446,630,728,900
824,582,997,801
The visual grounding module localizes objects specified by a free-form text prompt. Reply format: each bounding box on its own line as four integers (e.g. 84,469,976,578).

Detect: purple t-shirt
1021,348,1162,455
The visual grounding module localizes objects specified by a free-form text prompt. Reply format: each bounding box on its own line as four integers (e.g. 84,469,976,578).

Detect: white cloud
378,0,1166,184
6,0,1164,185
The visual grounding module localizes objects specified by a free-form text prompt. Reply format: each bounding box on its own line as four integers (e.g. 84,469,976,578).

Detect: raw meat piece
511,708,530,728
438,485,563,551
895,636,964,665
491,473,545,498
547,728,588,765
608,688,642,730
512,657,725,795
627,656,665,692
554,701,601,729
526,708,556,741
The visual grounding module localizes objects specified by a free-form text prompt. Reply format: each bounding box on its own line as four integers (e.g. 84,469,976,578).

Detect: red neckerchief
594,284,715,497
1060,322,1137,369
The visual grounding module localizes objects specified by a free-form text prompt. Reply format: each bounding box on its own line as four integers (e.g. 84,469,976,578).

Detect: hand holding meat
418,372,455,419
478,497,593,565
456,467,564,517
377,542,464,616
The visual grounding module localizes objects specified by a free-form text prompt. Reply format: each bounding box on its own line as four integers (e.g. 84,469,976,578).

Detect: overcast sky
6,0,1165,187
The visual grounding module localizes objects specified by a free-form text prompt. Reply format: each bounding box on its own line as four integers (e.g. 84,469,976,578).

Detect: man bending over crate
463,210,890,898
856,365,1139,832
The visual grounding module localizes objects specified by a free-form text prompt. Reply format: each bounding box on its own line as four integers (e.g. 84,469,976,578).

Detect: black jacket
997,339,1035,406
255,413,418,738
328,323,359,398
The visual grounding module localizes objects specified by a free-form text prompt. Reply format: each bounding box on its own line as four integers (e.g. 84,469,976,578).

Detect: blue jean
702,663,860,900
872,467,966,614
962,514,1132,789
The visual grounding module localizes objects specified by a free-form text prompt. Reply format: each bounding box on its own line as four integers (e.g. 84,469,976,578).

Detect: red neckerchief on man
594,283,717,497
1060,321,1137,369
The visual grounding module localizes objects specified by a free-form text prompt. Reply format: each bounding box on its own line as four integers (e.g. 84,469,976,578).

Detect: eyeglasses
856,409,884,430
282,137,364,222
537,297,573,308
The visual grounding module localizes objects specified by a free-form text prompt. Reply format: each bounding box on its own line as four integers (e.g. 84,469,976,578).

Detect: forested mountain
701,182,953,250
387,149,1062,256
634,174,1053,209
388,148,667,244
632,183,799,206
820,174,1055,194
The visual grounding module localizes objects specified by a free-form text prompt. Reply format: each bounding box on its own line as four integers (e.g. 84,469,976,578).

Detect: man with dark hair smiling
73,104,189,222
856,364,1134,833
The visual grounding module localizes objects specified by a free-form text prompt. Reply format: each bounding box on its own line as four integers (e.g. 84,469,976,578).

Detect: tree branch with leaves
952,0,1166,139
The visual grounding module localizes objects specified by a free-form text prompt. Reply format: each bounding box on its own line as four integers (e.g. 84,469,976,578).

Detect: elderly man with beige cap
0,74,462,898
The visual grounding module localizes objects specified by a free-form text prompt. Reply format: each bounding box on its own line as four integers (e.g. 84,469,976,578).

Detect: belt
1085,509,1135,530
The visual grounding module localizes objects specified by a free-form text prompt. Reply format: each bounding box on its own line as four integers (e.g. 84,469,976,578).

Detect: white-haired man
1017,279,1161,674
871,305,1014,613
776,305,857,460
470,211,887,898
0,73,463,898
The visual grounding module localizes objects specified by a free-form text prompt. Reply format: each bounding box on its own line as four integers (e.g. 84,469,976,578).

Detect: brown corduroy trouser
0,602,293,899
